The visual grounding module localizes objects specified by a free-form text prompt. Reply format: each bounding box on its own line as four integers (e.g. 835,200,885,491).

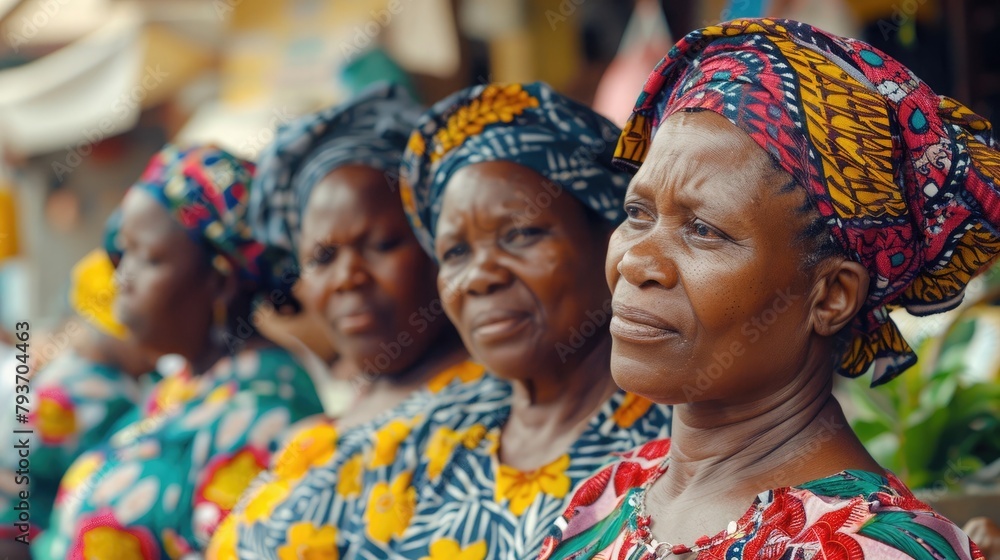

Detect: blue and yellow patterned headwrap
250,83,423,254
400,82,633,256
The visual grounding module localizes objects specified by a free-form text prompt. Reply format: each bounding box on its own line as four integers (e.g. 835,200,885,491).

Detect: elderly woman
537,19,995,559
205,84,499,560
317,82,671,560
30,145,324,560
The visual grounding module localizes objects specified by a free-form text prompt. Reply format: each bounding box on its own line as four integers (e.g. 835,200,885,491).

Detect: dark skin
73,324,160,378
115,188,266,376
434,161,619,470
297,165,466,428
608,111,881,553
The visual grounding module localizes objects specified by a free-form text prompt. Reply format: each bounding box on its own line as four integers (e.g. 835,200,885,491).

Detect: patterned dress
30,346,323,560
0,353,153,539
349,391,673,560
208,360,510,560
537,438,986,560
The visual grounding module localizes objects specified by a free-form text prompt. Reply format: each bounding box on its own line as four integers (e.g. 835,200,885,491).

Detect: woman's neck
339,330,468,429
659,363,881,504
499,334,619,468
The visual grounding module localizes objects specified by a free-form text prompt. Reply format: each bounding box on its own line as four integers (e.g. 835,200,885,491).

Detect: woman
31,145,324,560
206,83,502,560
538,19,994,559
323,81,672,560
0,250,158,554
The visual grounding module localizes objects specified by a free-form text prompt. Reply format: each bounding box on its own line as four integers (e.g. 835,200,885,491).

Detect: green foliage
847,299,1000,491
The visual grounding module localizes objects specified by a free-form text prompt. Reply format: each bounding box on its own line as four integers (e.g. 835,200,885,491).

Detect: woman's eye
440,243,469,262
372,237,402,252
310,245,336,266
624,203,652,221
505,227,545,245
689,220,726,240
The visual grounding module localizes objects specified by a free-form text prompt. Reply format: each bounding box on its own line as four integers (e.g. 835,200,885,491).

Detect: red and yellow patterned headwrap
617,18,1000,385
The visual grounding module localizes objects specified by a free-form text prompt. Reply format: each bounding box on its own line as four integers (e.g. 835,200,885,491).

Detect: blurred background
0,0,999,521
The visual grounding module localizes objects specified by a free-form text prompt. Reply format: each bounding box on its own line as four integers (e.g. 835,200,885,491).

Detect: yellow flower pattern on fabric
162,528,194,560
273,422,338,480
611,393,654,428
426,362,486,393
36,394,77,442
202,450,267,511
430,84,540,163
421,539,487,560
427,424,489,480
370,418,412,468
244,478,292,523
152,373,199,412
204,383,236,405
336,454,364,497
204,514,238,560
277,522,339,560
365,472,417,544
80,526,148,560
60,453,103,495
495,454,571,516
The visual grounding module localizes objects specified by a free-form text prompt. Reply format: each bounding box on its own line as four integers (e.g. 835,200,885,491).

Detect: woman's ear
809,258,870,337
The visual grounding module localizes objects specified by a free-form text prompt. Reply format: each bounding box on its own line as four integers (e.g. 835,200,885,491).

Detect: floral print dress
0,353,154,540
29,346,323,560
207,360,510,560
349,390,673,560
537,438,986,560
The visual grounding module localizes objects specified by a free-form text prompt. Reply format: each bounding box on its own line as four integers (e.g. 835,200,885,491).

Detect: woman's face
115,188,217,355
298,165,446,375
607,111,819,405
434,161,612,381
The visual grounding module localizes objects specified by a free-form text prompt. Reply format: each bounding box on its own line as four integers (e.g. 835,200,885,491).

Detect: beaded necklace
630,456,758,558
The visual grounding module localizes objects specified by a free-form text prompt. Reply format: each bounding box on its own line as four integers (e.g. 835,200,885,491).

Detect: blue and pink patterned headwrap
616,19,1000,385
400,81,633,256
249,83,423,254
105,144,298,307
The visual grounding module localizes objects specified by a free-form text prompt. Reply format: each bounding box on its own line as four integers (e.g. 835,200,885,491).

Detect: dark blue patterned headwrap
400,82,633,256
250,82,423,253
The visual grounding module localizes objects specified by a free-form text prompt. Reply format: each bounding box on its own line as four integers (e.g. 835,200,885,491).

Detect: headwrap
616,18,1000,385
401,82,633,256
106,144,297,307
250,82,423,253
70,249,127,339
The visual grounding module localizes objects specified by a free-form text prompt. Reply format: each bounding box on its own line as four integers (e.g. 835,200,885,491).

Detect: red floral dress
538,438,986,560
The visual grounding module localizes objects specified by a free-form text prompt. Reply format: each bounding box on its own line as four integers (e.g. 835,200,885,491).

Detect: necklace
630,456,751,558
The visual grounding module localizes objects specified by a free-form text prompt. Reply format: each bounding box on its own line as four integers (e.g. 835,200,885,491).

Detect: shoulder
778,471,985,559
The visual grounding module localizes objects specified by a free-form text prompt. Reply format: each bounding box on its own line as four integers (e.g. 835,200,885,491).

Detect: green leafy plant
847,283,1000,491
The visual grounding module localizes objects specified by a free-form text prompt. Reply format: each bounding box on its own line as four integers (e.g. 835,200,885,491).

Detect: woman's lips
335,310,378,335
610,304,678,343
470,311,531,344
